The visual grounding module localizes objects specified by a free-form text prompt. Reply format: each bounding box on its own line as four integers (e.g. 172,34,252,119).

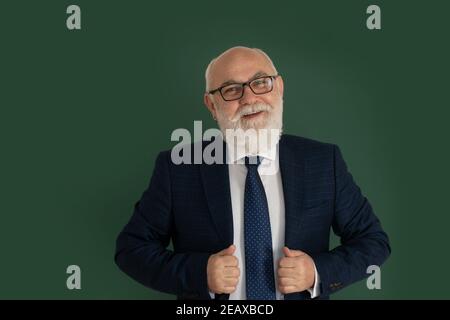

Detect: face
204,48,284,134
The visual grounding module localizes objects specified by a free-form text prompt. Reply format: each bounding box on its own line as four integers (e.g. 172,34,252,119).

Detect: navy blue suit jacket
115,134,390,300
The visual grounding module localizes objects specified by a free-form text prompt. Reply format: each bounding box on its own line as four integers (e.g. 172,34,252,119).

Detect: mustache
230,103,272,122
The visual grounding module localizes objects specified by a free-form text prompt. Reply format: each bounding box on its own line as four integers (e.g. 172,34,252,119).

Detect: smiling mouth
242,110,265,119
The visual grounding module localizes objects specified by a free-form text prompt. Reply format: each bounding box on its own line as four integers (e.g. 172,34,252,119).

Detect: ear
204,93,217,120
276,75,284,97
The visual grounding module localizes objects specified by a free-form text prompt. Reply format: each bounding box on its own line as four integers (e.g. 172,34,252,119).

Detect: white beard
216,99,283,158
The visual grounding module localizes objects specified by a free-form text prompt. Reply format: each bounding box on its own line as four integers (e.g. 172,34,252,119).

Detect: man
114,46,391,300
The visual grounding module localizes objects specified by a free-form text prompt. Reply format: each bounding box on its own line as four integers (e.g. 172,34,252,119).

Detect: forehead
209,50,275,87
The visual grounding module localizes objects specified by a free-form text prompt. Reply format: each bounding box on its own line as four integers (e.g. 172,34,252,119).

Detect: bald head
205,46,278,92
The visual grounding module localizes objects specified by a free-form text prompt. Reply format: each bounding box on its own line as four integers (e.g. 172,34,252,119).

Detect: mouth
242,110,265,120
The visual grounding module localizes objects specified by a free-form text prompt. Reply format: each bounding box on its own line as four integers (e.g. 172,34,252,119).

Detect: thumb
283,246,305,257
217,244,236,256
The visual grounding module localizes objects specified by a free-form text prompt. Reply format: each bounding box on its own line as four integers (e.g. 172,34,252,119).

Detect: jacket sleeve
310,145,391,296
114,151,212,299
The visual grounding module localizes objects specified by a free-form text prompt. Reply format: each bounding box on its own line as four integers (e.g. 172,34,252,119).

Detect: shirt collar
225,140,279,165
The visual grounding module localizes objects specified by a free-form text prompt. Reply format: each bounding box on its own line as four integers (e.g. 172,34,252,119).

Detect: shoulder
280,135,349,172
153,138,222,172
280,134,337,154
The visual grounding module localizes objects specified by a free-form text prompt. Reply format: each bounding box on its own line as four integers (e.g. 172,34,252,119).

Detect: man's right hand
207,245,240,294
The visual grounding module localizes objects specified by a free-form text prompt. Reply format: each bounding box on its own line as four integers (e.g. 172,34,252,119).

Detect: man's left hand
277,246,315,294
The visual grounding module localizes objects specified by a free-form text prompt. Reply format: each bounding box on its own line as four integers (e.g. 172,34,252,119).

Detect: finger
279,285,297,294
278,277,296,287
217,245,236,256
223,267,240,278
278,257,296,268
223,286,237,294
223,277,239,287
223,256,239,267
277,267,295,278
283,246,305,257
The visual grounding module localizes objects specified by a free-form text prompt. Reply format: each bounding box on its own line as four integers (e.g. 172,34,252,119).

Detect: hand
207,245,240,294
277,246,315,294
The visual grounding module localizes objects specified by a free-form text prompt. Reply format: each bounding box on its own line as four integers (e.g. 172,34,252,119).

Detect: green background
1,0,449,299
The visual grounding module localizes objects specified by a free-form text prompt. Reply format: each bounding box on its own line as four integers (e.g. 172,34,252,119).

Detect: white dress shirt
210,140,320,299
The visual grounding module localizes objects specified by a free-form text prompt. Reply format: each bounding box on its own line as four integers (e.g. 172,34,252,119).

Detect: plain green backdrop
1,0,449,299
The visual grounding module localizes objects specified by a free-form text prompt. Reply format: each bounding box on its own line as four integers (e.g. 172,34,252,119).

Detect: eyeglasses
207,75,279,101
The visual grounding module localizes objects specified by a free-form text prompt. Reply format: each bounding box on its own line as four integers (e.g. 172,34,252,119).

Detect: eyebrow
219,71,269,87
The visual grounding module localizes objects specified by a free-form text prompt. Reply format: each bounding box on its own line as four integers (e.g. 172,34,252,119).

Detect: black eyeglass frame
207,74,280,101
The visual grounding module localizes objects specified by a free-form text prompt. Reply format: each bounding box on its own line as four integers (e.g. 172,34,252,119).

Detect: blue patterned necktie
244,156,276,300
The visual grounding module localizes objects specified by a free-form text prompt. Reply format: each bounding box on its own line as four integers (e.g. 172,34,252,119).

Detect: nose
239,84,258,105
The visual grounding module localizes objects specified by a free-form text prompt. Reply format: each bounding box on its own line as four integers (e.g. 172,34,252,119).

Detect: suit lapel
199,140,234,247
279,135,306,249
279,135,309,300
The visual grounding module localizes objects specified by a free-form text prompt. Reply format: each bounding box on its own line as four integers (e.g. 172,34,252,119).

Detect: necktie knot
245,156,261,169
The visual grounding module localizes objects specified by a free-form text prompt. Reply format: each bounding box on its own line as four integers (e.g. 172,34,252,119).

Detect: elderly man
115,46,391,300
